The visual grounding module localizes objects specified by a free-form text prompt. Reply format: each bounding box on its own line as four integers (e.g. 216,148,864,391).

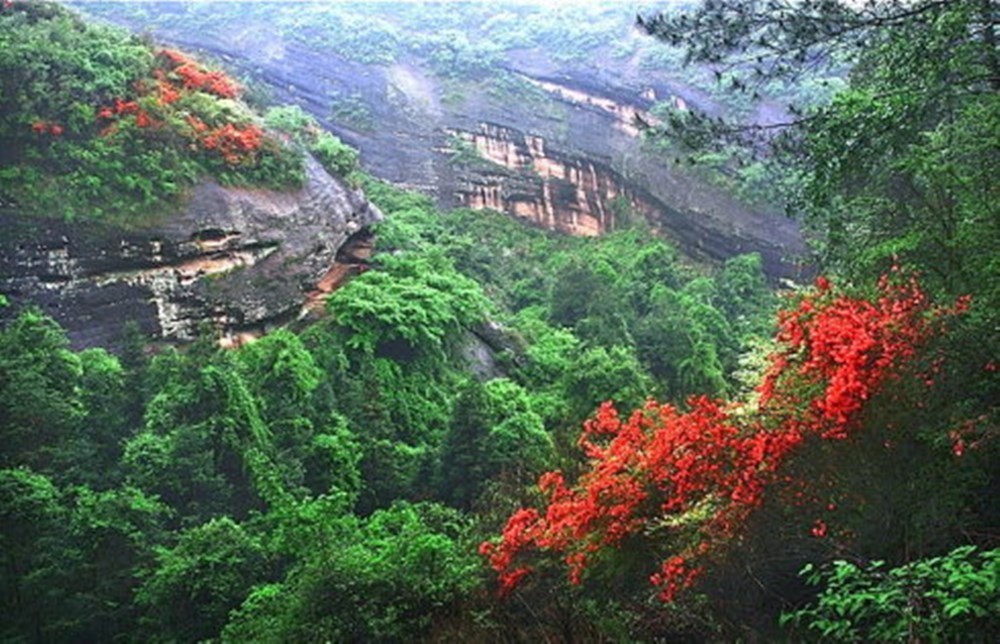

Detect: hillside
0,1,380,346
72,0,811,278
1,1,997,642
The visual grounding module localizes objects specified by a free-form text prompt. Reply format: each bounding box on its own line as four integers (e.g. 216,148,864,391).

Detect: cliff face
0,157,381,348
450,123,632,237
90,21,807,280
446,122,797,276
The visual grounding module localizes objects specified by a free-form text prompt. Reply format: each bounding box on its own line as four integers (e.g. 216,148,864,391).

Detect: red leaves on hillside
92,48,262,164
202,123,264,165
157,49,240,99
481,273,967,603
96,98,157,130
30,120,63,136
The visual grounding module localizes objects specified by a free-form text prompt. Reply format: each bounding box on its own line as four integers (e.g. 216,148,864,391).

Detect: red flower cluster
650,556,702,603
30,120,63,136
97,97,158,133
480,396,785,600
93,48,263,165
157,49,240,99
759,272,957,438
481,274,966,602
201,123,264,165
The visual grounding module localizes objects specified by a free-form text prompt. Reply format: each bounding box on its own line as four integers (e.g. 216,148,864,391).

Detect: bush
782,546,1000,641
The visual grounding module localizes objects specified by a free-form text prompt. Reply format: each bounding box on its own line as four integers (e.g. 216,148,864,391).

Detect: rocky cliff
0,157,381,348
78,5,809,281
445,121,797,276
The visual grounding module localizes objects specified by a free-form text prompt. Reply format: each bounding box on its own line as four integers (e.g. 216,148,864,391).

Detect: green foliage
802,5,1000,302
123,357,293,524
416,29,504,79
264,104,358,178
562,345,653,420
294,11,402,65
1,1,996,641
329,92,374,131
222,502,479,642
327,252,490,355
65,484,170,638
783,547,1000,641
0,467,68,641
0,309,84,475
0,140,776,644
447,133,490,167
439,378,554,508
137,516,269,642
0,1,303,221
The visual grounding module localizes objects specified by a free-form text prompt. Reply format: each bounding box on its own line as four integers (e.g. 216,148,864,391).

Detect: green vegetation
783,547,1000,641
66,0,846,214
0,1,305,221
1,0,997,641
263,105,358,178
0,159,774,639
328,92,375,132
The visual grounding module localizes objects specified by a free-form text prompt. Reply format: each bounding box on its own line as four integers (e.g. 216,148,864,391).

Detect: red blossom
30,120,63,136
156,78,182,105
134,111,154,128
113,98,139,115
481,274,968,603
200,123,263,164
158,48,240,99
650,556,702,602
157,48,189,66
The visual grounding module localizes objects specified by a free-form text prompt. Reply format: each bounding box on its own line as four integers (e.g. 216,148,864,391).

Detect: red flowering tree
481,272,968,602
157,49,240,98
94,48,266,166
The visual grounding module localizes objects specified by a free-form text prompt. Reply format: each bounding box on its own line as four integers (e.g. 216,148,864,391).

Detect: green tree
636,286,732,398
0,310,83,475
561,345,653,421
439,378,553,508
137,516,269,643
264,104,358,177
327,252,490,358
124,361,287,525
0,467,70,642
64,484,169,640
222,502,479,642
71,348,130,487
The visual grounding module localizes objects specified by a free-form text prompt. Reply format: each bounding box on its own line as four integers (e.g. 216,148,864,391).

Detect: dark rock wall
0,157,381,348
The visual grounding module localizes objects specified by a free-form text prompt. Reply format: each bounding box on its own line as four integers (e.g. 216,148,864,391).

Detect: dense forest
1,1,998,642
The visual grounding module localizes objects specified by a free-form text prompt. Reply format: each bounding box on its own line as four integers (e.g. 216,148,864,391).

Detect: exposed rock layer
0,158,381,348
448,122,797,276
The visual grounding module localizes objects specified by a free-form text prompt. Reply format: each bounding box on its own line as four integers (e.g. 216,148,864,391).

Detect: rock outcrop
447,122,800,276
0,157,381,348
87,24,808,280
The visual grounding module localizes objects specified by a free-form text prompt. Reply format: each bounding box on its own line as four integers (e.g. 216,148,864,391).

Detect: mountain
72,0,810,279
0,1,381,347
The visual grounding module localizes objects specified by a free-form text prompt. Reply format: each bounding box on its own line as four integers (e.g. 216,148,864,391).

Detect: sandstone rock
0,157,381,348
